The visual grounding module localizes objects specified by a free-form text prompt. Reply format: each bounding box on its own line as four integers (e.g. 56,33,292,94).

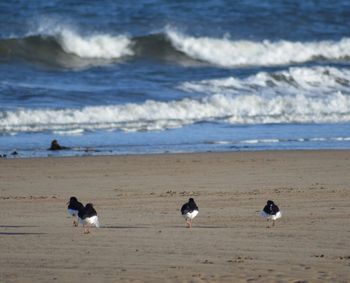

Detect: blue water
1,1,350,157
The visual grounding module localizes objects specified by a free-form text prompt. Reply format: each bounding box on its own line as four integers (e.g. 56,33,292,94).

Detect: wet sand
0,151,350,282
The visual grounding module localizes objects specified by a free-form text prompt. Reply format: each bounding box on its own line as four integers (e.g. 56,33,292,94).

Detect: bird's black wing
271,204,280,215
181,203,190,215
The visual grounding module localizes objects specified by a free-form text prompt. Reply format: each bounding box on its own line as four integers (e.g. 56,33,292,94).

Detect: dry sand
0,150,350,282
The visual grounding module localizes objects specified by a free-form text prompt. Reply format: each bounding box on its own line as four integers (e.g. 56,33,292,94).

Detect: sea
1,0,350,158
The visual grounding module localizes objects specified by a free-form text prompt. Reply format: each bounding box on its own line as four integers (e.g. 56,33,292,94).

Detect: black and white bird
181,198,199,228
78,203,100,234
67,196,84,227
260,200,282,227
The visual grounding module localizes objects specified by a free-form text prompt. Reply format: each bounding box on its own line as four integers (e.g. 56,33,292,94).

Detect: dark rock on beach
48,140,70,151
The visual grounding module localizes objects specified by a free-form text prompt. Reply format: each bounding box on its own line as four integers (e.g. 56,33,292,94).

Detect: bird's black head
267,200,274,205
70,196,78,203
85,203,94,210
189,198,195,203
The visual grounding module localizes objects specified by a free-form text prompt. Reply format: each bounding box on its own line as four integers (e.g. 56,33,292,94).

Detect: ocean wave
165,28,350,67
2,24,350,69
34,22,134,59
0,24,133,68
1,89,350,134
179,66,350,96
2,66,350,134
57,29,133,59
178,66,350,124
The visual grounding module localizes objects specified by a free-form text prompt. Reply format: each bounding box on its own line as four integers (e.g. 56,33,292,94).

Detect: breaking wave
1,66,350,134
0,24,133,69
179,66,350,95
166,28,350,67
1,24,350,69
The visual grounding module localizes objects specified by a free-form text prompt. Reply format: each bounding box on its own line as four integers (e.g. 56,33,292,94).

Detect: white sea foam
242,139,280,144
57,29,133,59
206,137,328,146
205,140,231,145
310,137,327,141
166,28,350,67
2,66,350,134
35,21,133,59
180,66,350,96
53,129,84,135
332,137,350,141
1,92,350,134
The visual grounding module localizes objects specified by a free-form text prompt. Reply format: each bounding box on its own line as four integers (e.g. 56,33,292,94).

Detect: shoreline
3,147,350,160
1,150,349,282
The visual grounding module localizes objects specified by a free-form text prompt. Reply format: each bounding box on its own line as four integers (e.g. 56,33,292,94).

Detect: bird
260,200,282,227
181,198,199,228
67,196,84,227
78,203,100,234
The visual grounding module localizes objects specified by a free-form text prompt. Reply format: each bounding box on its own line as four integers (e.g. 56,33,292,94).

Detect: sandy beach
0,150,349,282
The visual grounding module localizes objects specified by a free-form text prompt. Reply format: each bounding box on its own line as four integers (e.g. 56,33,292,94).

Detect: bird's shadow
170,225,230,229
101,225,150,229
101,225,230,229
0,225,45,235
0,225,38,228
0,232,47,235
